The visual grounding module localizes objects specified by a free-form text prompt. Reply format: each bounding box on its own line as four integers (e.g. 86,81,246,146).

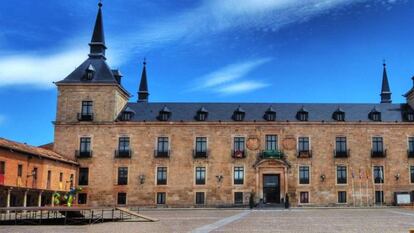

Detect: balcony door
263,174,280,203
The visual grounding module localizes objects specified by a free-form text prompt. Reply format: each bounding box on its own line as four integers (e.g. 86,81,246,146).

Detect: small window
117,192,127,205
78,193,87,204
372,137,384,153
195,167,206,185
195,137,207,154
299,166,310,184
78,168,89,186
336,166,347,184
234,167,244,185
335,137,347,153
157,192,166,204
264,107,276,121
158,106,171,121
410,166,414,183
118,167,128,185
369,108,381,121
373,166,384,184
118,137,130,151
375,191,384,204
59,172,63,182
17,164,23,177
297,107,308,121
79,137,91,156
121,112,133,121
405,112,414,122
298,137,309,152
84,64,95,80
47,170,52,189
300,192,309,203
0,161,5,175
195,192,205,205
157,137,169,153
333,108,345,121
81,101,93,115
157,167,167,185
196,107,208,121
234,192,243,205
265,135,278,151
233,106,245,121
338,191,347,203
33,167,38,180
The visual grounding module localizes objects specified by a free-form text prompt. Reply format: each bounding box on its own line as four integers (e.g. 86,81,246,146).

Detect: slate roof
122,102,412,122
0,138,78,165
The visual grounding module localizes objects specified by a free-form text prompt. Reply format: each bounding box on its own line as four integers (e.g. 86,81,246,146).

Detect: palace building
52,3,414,207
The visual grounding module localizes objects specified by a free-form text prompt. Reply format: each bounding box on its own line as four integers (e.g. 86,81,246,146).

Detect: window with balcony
59,172,63,183
335,137,348,157
195,167,206,185
300,192,309,203
299,166,310,184
78,101,93,121
78,137,92,158
156,137,169,157
17,164,22,177
338,191,347,203
117,192,127,205
372,137,385,157
78,168,89,186
234,192,243,204
410,166,414,183
157,192,166,204
405,111,414,122
116,137,131,158
195,137,207,158
118,167,128,185
233,137,245,158
298,137,311,157
408,137,414,158
373,166,384,184
78,193,87,204
336,166,347,184
195,192,205,205
234,167,244,185
265,135,278,151
157,167,167,185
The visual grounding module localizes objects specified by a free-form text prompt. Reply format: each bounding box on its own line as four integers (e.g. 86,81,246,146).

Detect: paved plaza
1,208,414,233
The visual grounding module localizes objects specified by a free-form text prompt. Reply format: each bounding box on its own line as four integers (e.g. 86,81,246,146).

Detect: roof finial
143,57,147,66
98,0,103,8
383,59,386,68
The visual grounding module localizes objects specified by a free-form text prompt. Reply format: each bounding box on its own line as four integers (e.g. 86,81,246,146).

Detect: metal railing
371,149,387,158
77,113,94,121
154,150,170,158
232,150,246,159
297,150,312,158
260,150,284,159
114,150,132,158
75,150,93,158
193,149,209,158
334,149,350,158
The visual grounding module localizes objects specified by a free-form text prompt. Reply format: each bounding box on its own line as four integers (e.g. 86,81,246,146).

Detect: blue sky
0,0,413,145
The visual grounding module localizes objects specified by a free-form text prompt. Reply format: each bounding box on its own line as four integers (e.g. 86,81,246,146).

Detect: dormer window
296,107,308,121
332,108,345,121
120,107,135,121
405,111,414,122
158,106,171,121
369,108,381,121
196,107,208,121
264,107,276,121
84,64,95,80
233,106,245,121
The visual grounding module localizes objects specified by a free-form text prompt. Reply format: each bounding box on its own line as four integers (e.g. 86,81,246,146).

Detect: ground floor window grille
375,191,384,204
338,191,347,203
234,192,243,204
300,192,309,203
117,192,127,205
157,192,166,204
195,192,205,205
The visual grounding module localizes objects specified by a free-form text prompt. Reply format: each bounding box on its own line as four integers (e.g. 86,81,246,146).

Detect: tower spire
89,2,107,59
380,62,392,103
138,59,149,102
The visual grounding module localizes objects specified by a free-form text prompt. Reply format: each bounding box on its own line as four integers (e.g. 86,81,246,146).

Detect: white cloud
192,58,271,94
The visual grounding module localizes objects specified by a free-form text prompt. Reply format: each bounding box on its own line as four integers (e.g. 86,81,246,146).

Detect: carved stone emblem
246,136,260,151
282,136,296,150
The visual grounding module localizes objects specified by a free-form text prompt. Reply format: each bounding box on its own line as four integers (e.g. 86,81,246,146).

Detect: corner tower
54,2,130,124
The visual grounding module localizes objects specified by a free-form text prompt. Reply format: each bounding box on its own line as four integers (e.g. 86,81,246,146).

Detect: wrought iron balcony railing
260,150,284,159
154,150,170,158
75,150,93,158
408,150,414,158
371,149,387,158
193,149,209,158
334,149,350,158
297,150,312,158
232,150,246,159
115,149,132,158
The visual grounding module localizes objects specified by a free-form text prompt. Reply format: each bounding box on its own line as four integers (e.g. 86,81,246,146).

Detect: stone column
51,193,55,207
6,189,11,213
37,192,42,207
23,190,28,207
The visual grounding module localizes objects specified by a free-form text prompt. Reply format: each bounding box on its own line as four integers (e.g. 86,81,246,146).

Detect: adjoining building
52,3,414,207
0,138,78,208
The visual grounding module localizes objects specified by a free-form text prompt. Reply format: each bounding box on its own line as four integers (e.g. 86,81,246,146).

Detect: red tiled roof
0,138,78,165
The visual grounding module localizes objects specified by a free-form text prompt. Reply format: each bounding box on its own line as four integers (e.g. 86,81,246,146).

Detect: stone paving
1,208,414,233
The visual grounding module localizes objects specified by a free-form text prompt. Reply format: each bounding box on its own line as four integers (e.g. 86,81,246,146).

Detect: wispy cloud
192,58,271,94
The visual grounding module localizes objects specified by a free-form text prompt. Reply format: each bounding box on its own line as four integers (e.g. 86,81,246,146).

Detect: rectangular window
78,167,89,186
300,192,309,203
79,137,91,152
81,101,93,115
299,166,310,184
338,191,347,203
118,137,130,151
195,167,206,185
373,166,384,184
234,137,245,151
118,167,128,185
117,192,127,205
70,174,74,187
78,193,87,204
157,167,167,185
47,170,52,189
372,137,384,152
17,164,23,177
336,166,347,184
375,191,384,204
195,137,207,153
265,135,278,151
0,161,5,175
59,172,63,182
33,167,38,180
410,166,414,183
298,137,309,152
195,192,205,205
335,137,347,152
409,137,414,153
234,192,243,204
157,192,166,204
157,137,169,152
234,167,244,185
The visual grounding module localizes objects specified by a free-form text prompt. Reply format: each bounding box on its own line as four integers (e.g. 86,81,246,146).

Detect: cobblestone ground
1,208,414,233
